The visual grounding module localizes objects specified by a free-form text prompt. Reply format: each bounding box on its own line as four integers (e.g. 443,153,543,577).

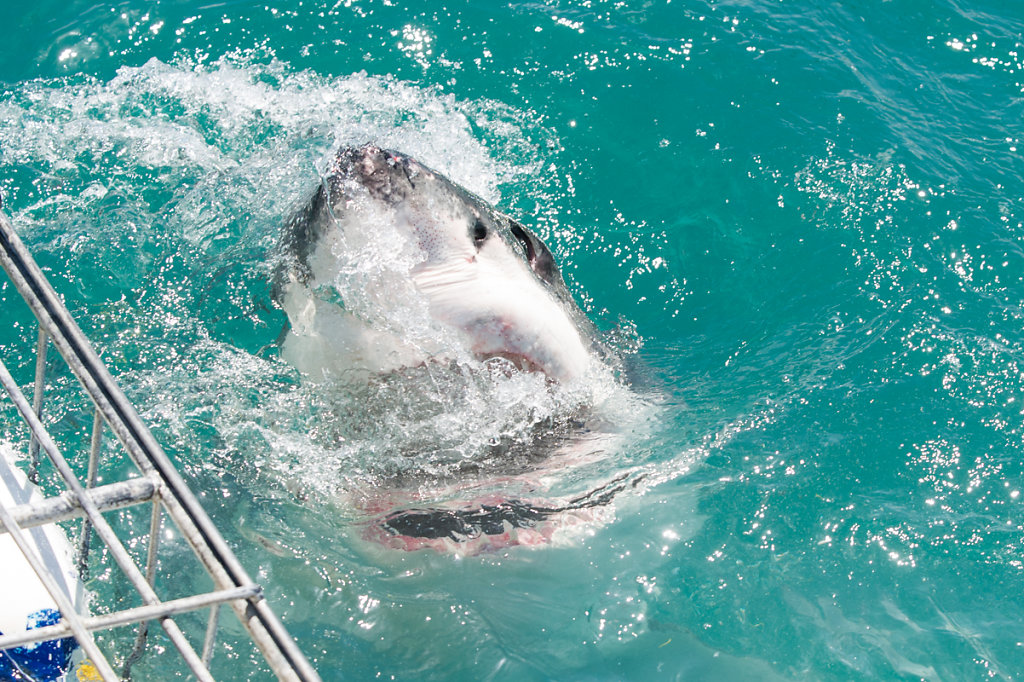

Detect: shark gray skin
276,144,601,383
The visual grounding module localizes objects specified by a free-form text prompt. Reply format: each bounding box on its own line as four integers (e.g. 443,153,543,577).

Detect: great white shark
276,144,599,383
275,144,630,552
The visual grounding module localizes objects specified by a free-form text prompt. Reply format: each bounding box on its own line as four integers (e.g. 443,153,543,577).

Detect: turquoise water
2,0,1024,679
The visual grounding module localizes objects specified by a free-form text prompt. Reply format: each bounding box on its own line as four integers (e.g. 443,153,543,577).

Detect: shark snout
337,145,420,204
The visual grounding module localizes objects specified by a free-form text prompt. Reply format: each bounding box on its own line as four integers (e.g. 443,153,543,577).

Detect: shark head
279,144,596,383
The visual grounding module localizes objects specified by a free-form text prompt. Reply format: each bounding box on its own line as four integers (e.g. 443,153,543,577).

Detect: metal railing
0,212,320,681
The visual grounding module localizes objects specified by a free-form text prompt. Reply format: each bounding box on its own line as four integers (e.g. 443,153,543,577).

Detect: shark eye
471,219,488,247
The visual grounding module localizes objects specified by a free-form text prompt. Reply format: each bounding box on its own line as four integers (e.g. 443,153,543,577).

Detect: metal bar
78,408,105,578
0,213,320,681
0,493,120,681
87,409,103,488
0,357,214,682
202,604,222,667
0,585,261,651
2,477,157,532
27,327,47,483
121,498,164,680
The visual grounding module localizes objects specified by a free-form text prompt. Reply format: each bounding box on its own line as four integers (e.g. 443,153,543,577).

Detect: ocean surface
2,0,1023,679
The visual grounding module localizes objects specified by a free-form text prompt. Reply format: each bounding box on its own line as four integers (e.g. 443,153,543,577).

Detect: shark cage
0,212,321,682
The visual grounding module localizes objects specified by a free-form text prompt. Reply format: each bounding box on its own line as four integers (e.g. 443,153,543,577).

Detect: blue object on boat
0,608,76,681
